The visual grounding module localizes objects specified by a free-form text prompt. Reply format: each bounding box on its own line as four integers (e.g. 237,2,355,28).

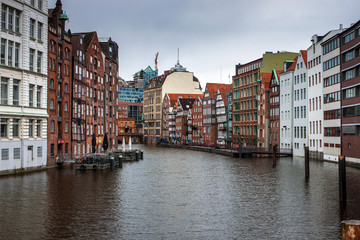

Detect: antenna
155,52,159,70
177,48,180,64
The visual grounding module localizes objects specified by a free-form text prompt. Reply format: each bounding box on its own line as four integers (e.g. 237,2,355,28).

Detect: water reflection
0,145,360,239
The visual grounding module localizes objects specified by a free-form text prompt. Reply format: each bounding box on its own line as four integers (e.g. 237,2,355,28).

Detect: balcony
58,78,63,84
58,39,63,46
58,116,62,122
57,94,63,103
58,58,63,65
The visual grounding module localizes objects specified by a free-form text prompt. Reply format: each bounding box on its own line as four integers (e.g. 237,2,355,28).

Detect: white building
307,28,343,160
279,59,296,150
293,51,308,157
0,0,48,174
321,27,344,162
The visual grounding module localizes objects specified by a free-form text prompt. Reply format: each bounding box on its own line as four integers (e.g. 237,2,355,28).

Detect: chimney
340,24,343,30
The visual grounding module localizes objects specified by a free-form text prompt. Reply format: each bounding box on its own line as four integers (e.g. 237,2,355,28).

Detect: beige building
143,61,202,144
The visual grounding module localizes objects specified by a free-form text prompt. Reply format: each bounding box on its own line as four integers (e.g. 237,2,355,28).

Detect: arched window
50,79,54,89
51,120,55,133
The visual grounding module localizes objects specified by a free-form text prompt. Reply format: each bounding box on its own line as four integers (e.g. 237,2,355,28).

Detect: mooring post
272,145,277,166
341,220,360,239
119,154,123,168
339,155,346,203
140,150,143,160
305,146,310,180
136,150,139,161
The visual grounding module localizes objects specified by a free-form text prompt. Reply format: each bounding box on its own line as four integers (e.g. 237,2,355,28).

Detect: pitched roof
217,84,232,106
287,56,298,71
260,72,272,90
166,93,203,108
206,83,231,98
300,50,308,69
178,98,196,111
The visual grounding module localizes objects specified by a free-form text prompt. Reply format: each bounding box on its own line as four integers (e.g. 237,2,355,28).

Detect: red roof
287,56,298,71
261,73,272,90
217,84,232,106
300,50,308,69
165,93,203,107
205,83,231,98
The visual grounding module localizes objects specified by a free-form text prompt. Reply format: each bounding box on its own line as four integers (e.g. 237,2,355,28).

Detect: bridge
237,146,293,158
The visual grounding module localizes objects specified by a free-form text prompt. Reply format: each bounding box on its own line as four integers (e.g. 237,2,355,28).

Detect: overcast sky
50,0,360,88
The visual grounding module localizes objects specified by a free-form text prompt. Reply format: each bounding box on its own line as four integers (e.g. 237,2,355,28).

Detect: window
344,68,355,81
15,43,19,67
36,120,41,137
37,146,42,157
13,148,20,159
0,118,8,137
30,19,35,38
1,77,8,104
29,49,35,71
344,51,355,62
65,83,68,93
1,149,9,160
344,88,356,99
30,0,35,6
65,121,69,133
37,51,42,73
8,40,13,66
50,144,54,157
50,79,54,89
36,86,41,107
29,119,34,137
29,84,34,107
64,102,68,111
38,0,43,10
1,39,5,64
50,120,55,133
343,31,355,44
13,119,19,137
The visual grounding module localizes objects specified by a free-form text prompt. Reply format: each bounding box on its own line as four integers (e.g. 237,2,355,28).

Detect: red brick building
47,0,72,166
203,83,231,146
71,31,106,154
100,38,119,150
269,70,282,148
340,20,360,162
257,73,272,148
191,96,204,144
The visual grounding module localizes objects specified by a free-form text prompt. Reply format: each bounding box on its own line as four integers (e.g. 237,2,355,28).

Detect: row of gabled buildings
142,59,233,147
0,0,119,174
232,20,360,164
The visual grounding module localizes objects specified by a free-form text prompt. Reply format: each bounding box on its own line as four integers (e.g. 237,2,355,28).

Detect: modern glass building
118,87,143,103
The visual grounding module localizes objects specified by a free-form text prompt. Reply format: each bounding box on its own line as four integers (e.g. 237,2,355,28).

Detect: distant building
279,59,297,150
143,59,202,144
203,83,231,147
216,85,232,147
133,66,158,89
292,51,308,157
118,87,143,103
257,73,272,148
269,70,282,149
192,96,204,144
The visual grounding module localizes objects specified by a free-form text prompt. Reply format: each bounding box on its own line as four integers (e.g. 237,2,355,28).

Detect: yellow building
143,61,202,144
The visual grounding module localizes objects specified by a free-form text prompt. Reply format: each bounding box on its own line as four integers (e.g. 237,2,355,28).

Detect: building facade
340,20,360,163
292,51,308,156
322,33,342,162
0,0,48,174
47,0,71,166
215,85,231,147
269,70,281,149
257,73,271,149
279,59,296,150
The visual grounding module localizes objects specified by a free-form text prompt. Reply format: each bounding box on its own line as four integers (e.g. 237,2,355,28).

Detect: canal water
1,145,360,239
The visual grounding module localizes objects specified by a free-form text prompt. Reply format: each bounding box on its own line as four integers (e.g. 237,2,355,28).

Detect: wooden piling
119,154,123,168
341,220,360,240
272,145,277,166
136,151,139,161
339,155,346,203
304,147,309,180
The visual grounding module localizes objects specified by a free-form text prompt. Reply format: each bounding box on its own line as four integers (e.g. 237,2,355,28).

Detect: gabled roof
260,73,272,90
287,56,298,71
217,84,232,106
205,83,231,98
271,69,283,86
300,50,308,69
165,93,203,108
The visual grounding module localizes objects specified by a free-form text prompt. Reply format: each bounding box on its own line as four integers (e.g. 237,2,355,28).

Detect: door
27,146,33,166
